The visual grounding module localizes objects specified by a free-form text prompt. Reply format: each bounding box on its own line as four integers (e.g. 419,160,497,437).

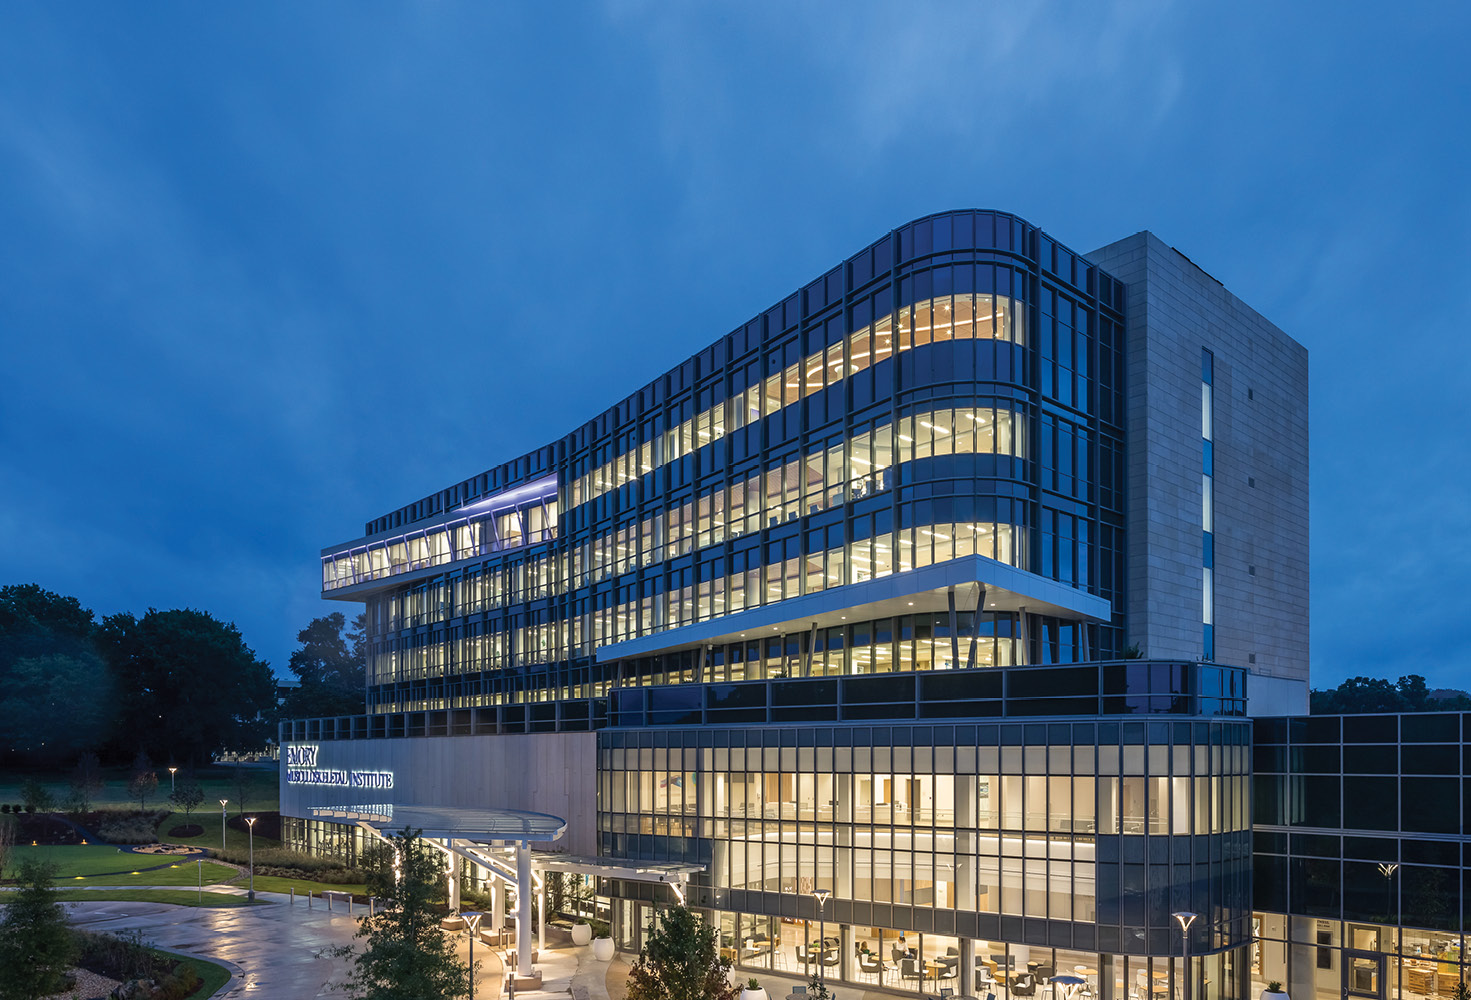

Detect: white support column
491,881,503,933
447,840,460,912
516,841,533,976
537,882,545,952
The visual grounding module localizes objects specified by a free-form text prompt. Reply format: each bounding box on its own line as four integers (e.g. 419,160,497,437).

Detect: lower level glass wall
1253,914,1466,1000
618,901,1244,1000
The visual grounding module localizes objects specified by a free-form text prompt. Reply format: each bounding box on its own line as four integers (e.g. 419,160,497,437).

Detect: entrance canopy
532,852,703,886
313,803,567,843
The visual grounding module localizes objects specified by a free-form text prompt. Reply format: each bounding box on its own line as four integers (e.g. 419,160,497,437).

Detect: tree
100,608,276,765
69,752,104,813
0,814,14,881
127,751,158,812
1310,673,1470,714
169,779,205,822
282,612,367,719
18,779,53,815
0,856,78,1000
0,584,95,641
0,587,111,766
230,765,261,817
625,904,738,1000
335,827,473,1000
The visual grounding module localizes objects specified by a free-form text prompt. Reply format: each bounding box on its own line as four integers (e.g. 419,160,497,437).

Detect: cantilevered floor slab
531,853,702,885
595,553,1111,662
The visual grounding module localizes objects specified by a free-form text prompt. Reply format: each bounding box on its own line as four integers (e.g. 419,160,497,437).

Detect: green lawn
246,874,368,897
0,763,280,814
69,861,239,887
174,954,233,995
7,846,238,887
150,808,282,854
8,845,139,878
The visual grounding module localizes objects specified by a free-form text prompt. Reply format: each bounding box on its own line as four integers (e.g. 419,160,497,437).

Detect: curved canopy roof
310,803,566,842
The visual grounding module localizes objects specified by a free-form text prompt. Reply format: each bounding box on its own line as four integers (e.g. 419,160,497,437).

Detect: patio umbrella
1051,977,1086,985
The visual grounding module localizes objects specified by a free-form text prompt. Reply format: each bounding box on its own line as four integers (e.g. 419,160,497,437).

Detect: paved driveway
67,893,362,999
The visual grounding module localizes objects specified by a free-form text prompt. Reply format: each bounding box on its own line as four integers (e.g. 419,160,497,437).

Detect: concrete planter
592,936,615,961
571,923,593,946
1262,989,1289,1000
741,988,768,1000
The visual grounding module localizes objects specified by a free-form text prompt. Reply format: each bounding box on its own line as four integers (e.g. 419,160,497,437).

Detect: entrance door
1344,951,1385,1000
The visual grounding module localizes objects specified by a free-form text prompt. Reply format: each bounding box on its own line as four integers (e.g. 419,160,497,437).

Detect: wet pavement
64,891,504,998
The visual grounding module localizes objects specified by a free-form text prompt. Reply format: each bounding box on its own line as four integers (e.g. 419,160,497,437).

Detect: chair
1013,974,1038,997
901,957,924,985
941,990,956,999
940,964,960,982
859,952,882,982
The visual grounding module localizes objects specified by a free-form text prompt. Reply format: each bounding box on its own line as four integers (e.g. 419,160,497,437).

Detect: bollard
328,893,333,911
348,895,353,915
308,891,313,909
370,897,375,917
290,888,295,905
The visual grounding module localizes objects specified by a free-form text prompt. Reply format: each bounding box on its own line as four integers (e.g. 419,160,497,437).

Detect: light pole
1172,912,1198,1000
812,888,832,988
245,817,257,900
219,799,229,852
1378,863,1399,923
168,767,177,794
461,910,485,1000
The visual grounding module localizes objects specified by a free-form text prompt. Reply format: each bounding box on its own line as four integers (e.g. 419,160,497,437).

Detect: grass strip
245,875,368,896
173,954,233,996
69,861,238,887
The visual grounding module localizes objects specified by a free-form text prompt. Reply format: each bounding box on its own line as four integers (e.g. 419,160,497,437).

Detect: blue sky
1,3,1467,690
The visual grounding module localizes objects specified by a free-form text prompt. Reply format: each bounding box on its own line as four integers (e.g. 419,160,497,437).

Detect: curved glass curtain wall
355,210,1125,712
567,293,1027,510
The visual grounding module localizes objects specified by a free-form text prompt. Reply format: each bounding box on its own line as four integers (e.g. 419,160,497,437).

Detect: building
281,210,1328,999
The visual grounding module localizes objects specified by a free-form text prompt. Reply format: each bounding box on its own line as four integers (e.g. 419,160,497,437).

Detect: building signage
284,745,395,790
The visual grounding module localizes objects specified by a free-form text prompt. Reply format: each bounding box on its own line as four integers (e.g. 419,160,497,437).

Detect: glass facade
321,210,1127,717
599,714,1252,998
286,210,1347,1000
1252,714,1471,1000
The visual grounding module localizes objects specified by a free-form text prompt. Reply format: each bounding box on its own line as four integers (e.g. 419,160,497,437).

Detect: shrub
97,814,169,844
75,928,166,981
156,963,202,1000
213,845,353,873
0,804,8,814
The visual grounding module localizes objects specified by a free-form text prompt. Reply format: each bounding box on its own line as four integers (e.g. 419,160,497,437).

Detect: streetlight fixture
1378,863,1399,923
245,817,257,900
1172,912,1198,1000
812,888,832,988
219,799,228,853
461,911,485,1000
168,767,177,793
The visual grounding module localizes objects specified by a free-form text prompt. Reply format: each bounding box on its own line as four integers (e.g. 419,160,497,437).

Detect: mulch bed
227,811,280,840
